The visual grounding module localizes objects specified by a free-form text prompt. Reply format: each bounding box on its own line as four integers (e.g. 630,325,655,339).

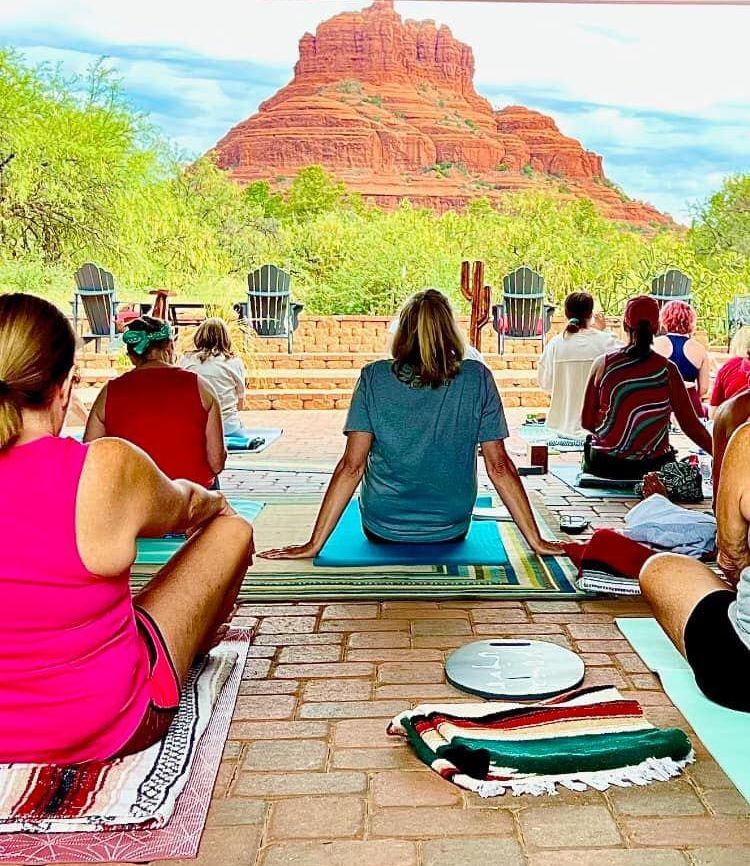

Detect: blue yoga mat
314,495,510,568
66,430,282,454
135,499,264,565
226,428,282,453
617,617,750,804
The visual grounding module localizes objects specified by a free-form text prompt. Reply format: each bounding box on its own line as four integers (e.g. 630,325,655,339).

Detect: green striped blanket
388,686,693,797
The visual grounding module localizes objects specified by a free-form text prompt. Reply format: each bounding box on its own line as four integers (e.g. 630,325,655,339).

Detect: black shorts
684,589,750,712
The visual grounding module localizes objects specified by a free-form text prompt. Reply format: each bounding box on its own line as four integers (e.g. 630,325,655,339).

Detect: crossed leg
640,552,729,657
134,514,254,683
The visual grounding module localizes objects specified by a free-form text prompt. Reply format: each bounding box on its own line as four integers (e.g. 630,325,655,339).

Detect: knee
639,552,683,599
215,514,254,559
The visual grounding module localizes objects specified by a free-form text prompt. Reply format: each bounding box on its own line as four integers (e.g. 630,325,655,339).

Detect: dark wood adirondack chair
727,295,750,349
72,263,119,352
650,268,692,308
491,265,554,354
235,265,303,353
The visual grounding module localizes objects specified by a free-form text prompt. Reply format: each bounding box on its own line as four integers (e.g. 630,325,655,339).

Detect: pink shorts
113,608,181,759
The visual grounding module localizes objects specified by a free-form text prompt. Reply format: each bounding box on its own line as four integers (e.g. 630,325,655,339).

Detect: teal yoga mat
617,617,750,803
226,428,282,453
67,430,282,454
550,464,640,498
135,499,264,565
551,464,711,500
314,495,510,568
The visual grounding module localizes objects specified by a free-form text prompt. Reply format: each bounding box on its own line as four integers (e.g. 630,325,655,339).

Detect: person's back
590,347,672,459
106,366,214,486
180,319,247,435
349,358,506,541
542,330,618,439
0,435,150,763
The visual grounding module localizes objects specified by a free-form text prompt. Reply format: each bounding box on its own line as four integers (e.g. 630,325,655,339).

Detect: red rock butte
213,0,668,226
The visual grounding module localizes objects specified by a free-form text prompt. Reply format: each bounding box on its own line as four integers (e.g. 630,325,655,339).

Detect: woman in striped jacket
580,295,712,480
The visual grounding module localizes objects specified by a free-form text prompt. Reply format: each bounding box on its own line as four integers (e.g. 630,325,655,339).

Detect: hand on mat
259,541,320,560
532,539,566,557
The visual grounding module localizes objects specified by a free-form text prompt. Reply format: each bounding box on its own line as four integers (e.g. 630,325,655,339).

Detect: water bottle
697,448,712,484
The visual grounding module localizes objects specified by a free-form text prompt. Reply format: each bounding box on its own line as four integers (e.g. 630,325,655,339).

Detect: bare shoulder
83,436,151,485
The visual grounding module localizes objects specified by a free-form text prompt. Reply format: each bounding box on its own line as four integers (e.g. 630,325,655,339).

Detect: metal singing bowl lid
445,639,585,700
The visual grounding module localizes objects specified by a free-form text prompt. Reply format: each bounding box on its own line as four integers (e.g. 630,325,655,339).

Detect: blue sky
2,1,749,223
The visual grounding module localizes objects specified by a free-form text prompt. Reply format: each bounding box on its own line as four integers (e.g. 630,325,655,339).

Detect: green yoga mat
135,499,264,565
617,617,750,803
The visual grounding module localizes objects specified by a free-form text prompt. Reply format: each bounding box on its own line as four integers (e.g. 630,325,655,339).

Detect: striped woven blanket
388,686,693,797
0,643,240,833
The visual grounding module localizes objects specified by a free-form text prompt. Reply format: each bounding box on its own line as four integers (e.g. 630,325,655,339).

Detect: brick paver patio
67,409,750,866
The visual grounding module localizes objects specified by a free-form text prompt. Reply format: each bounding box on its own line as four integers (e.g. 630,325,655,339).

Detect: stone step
245,387,549,411
79,368,119,385
251,351,539,371
248,367,540,391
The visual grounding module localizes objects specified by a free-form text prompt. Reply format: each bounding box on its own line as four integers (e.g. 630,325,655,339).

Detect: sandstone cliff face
213,0,667,226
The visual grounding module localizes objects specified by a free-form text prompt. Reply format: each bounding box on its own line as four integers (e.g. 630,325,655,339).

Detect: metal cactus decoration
460,260,491,350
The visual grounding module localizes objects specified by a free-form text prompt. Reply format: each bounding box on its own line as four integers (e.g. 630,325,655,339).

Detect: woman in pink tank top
0,294,254,764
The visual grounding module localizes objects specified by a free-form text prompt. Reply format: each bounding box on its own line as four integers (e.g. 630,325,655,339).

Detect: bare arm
716,423,750,585
260,432,374,559
697,351,711,400
580,355,604,434
198,379,227,475
481,439,564,556
668,363,712,453
711,391,750,501
83,384,108,441
76,438,231,577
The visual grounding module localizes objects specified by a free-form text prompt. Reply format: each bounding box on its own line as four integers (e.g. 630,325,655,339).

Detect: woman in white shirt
640,422,750,712
181,319,249,437
537,292,620,439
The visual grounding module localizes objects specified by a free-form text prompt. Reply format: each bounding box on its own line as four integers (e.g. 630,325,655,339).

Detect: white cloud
3,0,750,222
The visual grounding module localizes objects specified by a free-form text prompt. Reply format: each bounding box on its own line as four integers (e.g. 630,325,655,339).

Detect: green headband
123,322,173,356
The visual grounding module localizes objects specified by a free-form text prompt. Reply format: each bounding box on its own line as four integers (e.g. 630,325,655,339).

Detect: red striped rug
0,629,251,863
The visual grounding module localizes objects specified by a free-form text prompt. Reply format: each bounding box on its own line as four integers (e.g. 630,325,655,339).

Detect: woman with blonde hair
262,289,562,558
0,293,253,763
181,318,249,437
710,326,750,416
85,315,226,488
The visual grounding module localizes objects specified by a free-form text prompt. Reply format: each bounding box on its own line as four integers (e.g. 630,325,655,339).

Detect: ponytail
563,291,594,338
0,386,22,452
625,320,654,360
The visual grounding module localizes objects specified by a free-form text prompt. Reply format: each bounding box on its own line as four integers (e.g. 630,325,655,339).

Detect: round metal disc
445,639,585,700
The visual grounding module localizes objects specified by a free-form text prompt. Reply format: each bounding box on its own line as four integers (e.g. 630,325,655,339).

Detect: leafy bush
1,50,749,342
521,164,535,178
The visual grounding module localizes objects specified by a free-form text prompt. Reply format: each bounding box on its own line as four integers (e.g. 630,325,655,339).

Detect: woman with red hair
653,300,710,418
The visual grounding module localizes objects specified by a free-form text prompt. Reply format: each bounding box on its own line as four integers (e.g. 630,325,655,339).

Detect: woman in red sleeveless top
85,316,225,488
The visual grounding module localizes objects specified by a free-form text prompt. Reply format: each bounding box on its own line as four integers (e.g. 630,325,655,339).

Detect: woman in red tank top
85,316,225,488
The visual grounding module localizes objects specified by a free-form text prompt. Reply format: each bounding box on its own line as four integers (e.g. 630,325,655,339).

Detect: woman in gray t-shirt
640,422,750,712
261,289,563,558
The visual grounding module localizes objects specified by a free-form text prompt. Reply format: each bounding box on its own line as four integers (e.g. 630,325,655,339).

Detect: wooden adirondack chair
235,265,303,353
491,265,555,354
726,295,750,349
72,263,119,352
650,268,692,308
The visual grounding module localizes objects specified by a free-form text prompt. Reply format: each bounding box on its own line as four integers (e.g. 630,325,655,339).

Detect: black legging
582,440,676,480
